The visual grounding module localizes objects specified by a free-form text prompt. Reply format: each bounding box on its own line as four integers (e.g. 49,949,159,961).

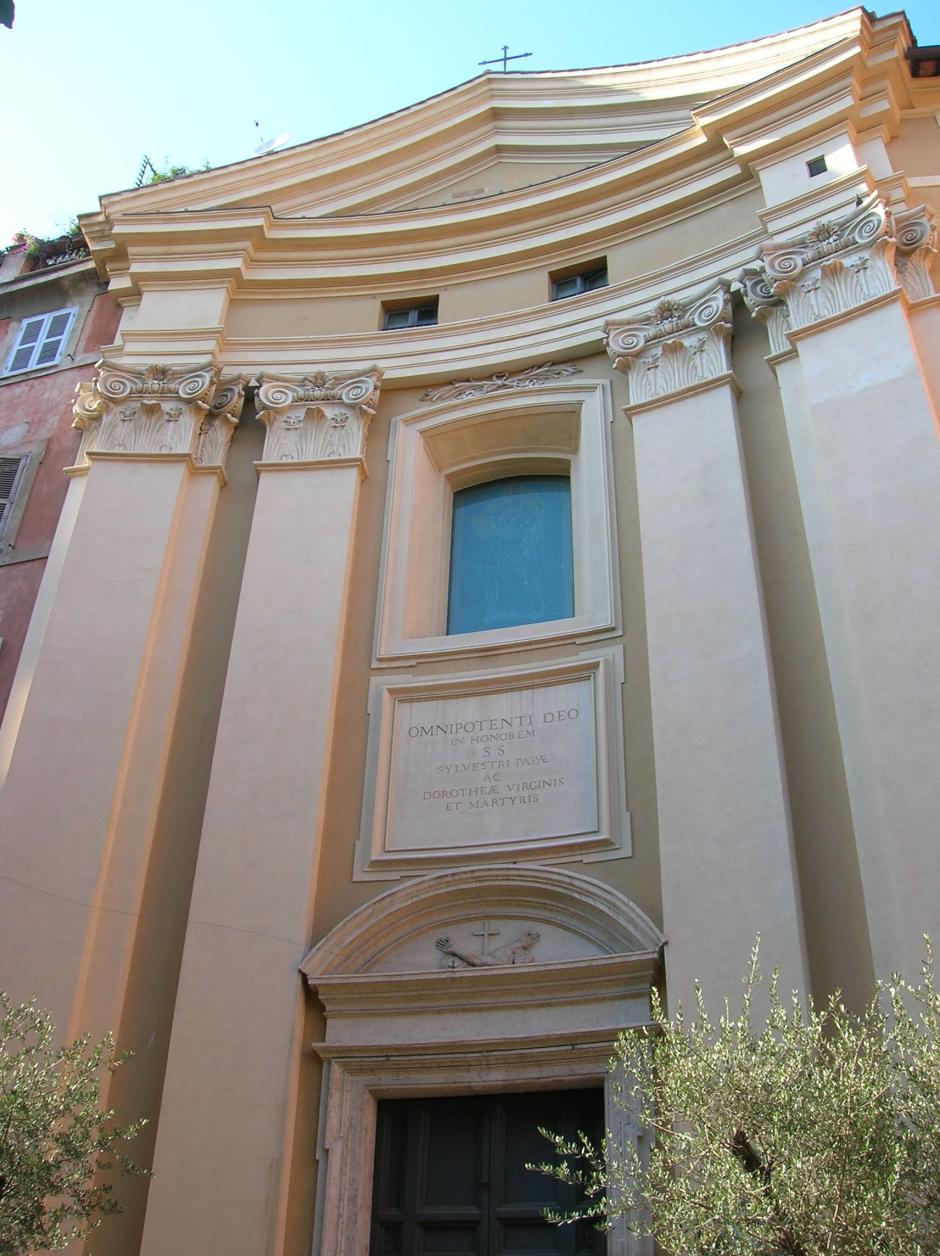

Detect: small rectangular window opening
381,297,439,330
806,155,828,177
550,259,608,302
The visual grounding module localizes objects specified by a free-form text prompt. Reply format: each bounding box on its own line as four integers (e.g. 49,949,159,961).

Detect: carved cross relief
435,922,541,968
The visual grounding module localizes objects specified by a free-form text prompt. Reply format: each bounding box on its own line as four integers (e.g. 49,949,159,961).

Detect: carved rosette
604,285,732,406
71,363,238,469
255,368,382,465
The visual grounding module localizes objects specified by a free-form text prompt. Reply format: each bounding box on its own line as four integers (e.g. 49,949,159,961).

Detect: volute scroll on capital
735,266,791,356
892,203,937,302
740,194,937,342
70,363,246,474
255,368,383,466
604,284,733,407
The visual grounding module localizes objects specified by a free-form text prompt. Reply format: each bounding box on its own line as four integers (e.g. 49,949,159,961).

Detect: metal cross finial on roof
479,44,532,72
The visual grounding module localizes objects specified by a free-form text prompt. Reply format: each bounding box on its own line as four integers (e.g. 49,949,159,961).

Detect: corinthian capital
604,285,732,407
753,194,936,336
760,194,895,331
255,368,382,465
70,362,244,472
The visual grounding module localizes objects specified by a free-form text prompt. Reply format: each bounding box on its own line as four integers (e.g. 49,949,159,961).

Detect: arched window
447,475,574,635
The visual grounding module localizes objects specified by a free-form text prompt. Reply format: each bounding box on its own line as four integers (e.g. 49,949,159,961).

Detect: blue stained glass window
447,475,574,635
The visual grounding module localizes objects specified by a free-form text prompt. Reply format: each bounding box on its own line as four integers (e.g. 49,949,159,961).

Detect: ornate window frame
372,378,621,664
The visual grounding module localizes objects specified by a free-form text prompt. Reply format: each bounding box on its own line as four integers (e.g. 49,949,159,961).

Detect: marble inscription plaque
385,675,598,851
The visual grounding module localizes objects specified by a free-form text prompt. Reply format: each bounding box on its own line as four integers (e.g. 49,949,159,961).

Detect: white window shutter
0,455,26,530
6,316,46,373
34,309,75,367
4,308,76,374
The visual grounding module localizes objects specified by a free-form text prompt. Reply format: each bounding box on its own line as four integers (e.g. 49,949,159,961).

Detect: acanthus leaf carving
193,378,247,469
761,193,889,289
256,368,382,464
420,362,582,403
743,197,934,344
604,284,732,405
770,242,896,329
71,362,231,467
747,194,936,338
893,204,937,302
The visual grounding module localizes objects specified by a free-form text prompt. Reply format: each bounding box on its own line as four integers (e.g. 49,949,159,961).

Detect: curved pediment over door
300,864,664,1049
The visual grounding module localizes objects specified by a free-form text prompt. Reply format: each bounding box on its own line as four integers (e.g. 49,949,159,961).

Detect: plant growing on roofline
1,221,88,268
144,159,212,184
0,993,148,1254
532,938,940,1255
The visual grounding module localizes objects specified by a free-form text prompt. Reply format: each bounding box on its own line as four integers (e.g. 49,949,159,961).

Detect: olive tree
0,994,146,1254
536,941,940,1255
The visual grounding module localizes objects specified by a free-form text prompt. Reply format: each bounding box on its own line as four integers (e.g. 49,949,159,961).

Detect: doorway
370,1088,606,1255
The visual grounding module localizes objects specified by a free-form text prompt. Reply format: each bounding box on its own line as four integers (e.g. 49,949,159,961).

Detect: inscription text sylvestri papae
386,677,598,850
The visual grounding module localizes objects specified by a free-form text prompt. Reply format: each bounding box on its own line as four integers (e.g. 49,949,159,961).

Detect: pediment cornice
81,11,921,302
92,147,740,297
90,10,876,222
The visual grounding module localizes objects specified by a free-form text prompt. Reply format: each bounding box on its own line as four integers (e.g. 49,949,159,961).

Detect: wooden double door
370,1088,606,1255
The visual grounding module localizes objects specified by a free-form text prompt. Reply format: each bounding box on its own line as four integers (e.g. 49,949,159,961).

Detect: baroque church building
1,9,939,1255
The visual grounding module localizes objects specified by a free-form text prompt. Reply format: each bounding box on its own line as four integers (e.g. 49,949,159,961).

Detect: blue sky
2,0,938,245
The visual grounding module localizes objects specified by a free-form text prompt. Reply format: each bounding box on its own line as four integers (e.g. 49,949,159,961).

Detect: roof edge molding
78,8,923,302
87,8,887,227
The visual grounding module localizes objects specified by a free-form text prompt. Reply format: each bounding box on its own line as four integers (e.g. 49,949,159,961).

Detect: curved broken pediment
301,863,664,980
88,10,870,229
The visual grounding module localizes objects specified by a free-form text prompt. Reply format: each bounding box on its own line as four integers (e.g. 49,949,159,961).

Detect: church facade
1,9,939,1255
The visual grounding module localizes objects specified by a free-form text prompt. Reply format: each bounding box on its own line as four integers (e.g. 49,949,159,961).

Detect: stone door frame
302,866,664,1256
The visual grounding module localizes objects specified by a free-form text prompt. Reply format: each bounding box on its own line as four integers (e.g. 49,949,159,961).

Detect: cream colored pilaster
606,286,807,1014
742,197,940,981
140,368,381,1256
0,363,242,1040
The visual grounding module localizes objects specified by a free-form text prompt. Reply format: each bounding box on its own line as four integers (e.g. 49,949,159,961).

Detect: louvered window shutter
4,308,76,374
0,455,26,530
6,316,46,373
34,309,74,367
